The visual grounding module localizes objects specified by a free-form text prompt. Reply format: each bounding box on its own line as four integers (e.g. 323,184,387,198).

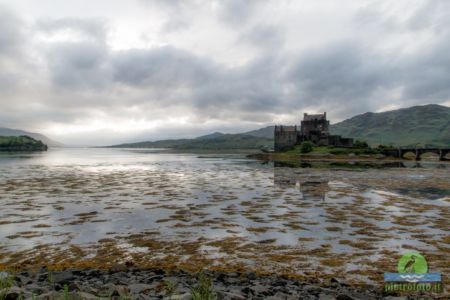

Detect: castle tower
300,112,330,137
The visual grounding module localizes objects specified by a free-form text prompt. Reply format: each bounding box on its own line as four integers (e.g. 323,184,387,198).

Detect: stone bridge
382,148,450,161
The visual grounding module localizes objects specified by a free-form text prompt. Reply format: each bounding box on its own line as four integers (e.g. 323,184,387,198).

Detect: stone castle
274,112,353,151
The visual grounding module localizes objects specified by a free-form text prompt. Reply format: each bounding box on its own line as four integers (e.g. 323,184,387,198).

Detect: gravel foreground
0,268,442,300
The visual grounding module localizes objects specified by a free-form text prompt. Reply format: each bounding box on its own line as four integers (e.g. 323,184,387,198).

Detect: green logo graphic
397,252,427,274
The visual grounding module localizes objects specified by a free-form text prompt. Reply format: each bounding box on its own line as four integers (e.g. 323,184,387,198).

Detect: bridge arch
400,149,418,160
440,149,450,161
417,149,441,161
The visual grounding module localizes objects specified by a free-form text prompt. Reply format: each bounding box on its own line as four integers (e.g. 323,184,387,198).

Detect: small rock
303,285,322,295
265,291,296,300
77,292,99,300
241,286,254,295
85,269,101,277
216,291,245,300
25,283,45,294
216,272,227,283
154,269,165,275
0,271,10,280
36,291,60,300
169,292,192,300
251,284,269,294
319,293,336,300
115,285,131,297
53,271,74,284
4,286,22,300
274,278,287,287
145,275,164,283
37,274,48,282
247,272,257,280
14,275,31,286
336,294,354,300
67,281,80,292
128,283,153,294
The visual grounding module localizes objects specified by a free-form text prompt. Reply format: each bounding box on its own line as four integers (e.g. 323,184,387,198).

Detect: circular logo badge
397,252,428,274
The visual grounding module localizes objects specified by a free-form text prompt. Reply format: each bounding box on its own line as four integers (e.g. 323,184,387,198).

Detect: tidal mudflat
0,148,449,292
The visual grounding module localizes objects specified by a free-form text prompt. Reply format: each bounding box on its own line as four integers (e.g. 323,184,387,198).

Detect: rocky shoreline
0,268,440,300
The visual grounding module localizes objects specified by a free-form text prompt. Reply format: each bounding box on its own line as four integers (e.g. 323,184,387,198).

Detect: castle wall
327,135,354,147
274,126,299,151
301,119,330,136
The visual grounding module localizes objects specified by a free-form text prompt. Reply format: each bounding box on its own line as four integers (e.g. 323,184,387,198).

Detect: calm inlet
0,148,449,287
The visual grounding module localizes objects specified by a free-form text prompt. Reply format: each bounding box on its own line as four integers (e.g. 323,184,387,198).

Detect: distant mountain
196,132,225,140
331,104,450,147
110,138,191,149
0,127,64,147
243,126,274,138
108,133,272,150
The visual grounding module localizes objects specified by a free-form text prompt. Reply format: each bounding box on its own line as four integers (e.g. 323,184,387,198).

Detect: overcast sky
0,0,449,145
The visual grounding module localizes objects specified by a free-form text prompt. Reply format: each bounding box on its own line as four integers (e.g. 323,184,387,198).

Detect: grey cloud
186,54,286,122
286,42,387,112
36,18,107,41
238,24,285,53
35,17,110,90
355,1,450,35
407,0,450,33
0,6,24,57
0,6,38,99
401,31,450,102
140,0,261,32
112,46,217,87
217,0,260,26
139,0,198,32
46,41,110,89
41,34,450,125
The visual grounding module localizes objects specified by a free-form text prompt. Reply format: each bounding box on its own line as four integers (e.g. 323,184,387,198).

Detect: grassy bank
284,145,381,155
249,144,401,162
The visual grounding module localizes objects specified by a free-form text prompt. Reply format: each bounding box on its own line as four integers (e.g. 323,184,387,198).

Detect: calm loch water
0,148,449,287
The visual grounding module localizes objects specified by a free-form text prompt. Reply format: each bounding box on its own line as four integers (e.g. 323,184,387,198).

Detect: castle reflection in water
272,160,448,200
273,162,329,200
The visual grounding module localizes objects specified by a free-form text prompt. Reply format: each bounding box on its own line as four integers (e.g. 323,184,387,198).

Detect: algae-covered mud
0,148,449,291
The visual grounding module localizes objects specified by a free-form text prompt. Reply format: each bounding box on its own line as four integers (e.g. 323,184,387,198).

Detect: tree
353,140,369,148
300,141,314,153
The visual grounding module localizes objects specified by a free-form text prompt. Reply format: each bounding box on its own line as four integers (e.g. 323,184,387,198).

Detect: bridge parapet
381,148,450,161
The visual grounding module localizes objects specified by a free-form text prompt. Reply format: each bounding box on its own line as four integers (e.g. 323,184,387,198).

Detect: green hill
330,104,450,147
243,126,274,138
109,134,273,150
0,135,48,151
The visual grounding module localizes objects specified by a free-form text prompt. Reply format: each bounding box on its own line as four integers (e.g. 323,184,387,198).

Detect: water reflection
274,167,329,200
271,160,448,169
